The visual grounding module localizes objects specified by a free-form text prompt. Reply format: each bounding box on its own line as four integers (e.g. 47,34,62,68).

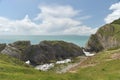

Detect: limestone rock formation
29,41,83,65
0,40,84,65
1,41,31,61
0,43,6,52
86,18,120,52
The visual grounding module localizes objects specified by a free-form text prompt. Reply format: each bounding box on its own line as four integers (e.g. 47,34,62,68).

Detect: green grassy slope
0,48,120,80
75,49,120,80
0,54,72,80
97,18,120,42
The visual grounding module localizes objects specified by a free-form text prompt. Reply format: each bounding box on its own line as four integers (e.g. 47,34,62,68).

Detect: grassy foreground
0,49,120,80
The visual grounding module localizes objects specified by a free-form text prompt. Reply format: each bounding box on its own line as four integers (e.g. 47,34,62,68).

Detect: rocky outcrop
1,41,31,61
86,18,120,52
0,43,6,52
86,34,104,52
29,41,83,65
0,40,84,65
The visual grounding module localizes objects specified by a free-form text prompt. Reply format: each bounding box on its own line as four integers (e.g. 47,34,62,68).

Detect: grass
77,60,120,80
0,48,120,80
97,23,120,42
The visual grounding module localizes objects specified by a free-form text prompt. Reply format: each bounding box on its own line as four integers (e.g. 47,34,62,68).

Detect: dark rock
1,41,31,61
0,40,84,65
86,34,104,52
0,43,6,52
29,41,83,65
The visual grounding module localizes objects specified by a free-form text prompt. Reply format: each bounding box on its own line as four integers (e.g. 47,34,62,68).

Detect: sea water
0,35,89,47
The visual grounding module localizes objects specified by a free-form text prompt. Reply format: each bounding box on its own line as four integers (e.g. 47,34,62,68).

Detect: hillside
0,19,120,80
0,47,120,80
86,18,120,52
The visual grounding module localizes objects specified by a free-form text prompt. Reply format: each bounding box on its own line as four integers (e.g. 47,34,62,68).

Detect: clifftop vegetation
86,18,120,52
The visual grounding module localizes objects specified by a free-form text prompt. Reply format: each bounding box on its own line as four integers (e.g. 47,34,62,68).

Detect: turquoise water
0,35,89,47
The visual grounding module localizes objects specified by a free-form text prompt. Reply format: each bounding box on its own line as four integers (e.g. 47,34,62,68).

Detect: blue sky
0,0,119,35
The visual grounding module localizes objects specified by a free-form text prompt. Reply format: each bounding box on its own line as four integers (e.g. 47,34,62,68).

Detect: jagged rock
29,41,84,65
0,43,6,52
86,34,104,52
1,41,31,61
0,40,84,65
86,18,120,52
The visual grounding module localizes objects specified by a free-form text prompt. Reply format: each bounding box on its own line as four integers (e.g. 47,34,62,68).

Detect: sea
0,35,89,47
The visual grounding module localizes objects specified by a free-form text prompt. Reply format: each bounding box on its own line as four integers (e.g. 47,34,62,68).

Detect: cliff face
0,40,83,65
86,18,120,52
29,41,83,65
1,41,31,61
0,43,6,52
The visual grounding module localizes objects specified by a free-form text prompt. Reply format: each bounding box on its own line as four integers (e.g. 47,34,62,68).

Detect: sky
0,0,119,35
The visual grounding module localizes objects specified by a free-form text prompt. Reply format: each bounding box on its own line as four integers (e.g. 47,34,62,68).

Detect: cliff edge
86,18,120,52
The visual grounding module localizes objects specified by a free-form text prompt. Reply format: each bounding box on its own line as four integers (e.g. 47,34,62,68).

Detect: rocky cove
1,18,120,72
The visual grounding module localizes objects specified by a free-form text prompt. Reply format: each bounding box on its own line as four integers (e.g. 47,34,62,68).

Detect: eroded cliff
86,18,120,52
0,40,84,65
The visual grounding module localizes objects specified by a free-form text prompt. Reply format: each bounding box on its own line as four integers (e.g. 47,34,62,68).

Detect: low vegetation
0,47,120,80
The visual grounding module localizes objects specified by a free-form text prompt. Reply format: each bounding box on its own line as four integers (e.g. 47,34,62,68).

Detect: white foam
83,49,95,56
56,59,71,64
35,59,71,71
35,63,54,71
25,60,30,65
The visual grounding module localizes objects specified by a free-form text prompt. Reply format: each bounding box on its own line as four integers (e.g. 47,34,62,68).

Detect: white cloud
0,5,97,35
63,26,98,35
0,15,39,35
35,5,79,20
105,2,120,23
